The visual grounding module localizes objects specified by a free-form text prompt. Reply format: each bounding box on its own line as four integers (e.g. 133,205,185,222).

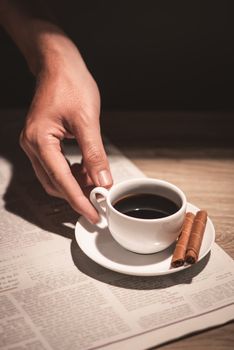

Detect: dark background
0,0,233,110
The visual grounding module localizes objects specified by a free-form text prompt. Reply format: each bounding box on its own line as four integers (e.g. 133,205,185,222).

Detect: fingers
20,130,99,224
71,117,113,188
70,163,95,198
40,144,99,223
30,157,63,199
71,163,93,188
20,136,62,198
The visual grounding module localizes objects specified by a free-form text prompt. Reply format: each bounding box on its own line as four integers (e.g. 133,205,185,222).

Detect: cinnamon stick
185,210,207,264
171,212,195,268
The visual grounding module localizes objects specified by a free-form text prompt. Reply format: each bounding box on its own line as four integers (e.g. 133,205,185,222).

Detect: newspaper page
0,118,234,350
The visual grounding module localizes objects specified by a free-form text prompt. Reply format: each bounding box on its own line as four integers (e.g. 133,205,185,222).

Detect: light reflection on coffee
113,193,179,219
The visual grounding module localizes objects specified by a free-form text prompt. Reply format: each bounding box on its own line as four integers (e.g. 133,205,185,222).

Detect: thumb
72,118,113,188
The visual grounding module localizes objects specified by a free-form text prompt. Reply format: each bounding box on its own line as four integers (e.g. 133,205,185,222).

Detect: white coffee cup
90,178,186,254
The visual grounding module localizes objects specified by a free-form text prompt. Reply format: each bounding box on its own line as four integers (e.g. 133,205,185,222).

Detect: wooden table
119,145,234,350
102,110,234,349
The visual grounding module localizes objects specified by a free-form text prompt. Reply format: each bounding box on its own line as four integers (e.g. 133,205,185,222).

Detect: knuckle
20,125,38,150
20,122,47,153
84,145,106,166
44,186,54,196
42,182,58,197
23,126,35,144
19,128,35,154
46,187,57,197
47,170,59,182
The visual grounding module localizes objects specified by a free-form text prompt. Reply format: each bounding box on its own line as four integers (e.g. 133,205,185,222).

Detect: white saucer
75,203,215,276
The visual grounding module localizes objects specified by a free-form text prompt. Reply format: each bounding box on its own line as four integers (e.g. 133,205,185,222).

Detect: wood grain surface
102,110,234,350
113,144,234,350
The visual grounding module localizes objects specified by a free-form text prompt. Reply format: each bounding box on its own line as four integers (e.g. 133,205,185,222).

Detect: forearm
0,0,82,76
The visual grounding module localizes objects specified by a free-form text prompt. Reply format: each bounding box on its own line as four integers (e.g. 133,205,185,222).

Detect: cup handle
90,187,109,228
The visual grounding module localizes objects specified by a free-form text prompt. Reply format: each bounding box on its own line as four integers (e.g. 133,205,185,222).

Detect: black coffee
113,193,179,219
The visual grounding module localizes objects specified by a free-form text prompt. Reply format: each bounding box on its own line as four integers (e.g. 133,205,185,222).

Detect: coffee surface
113,193,179,219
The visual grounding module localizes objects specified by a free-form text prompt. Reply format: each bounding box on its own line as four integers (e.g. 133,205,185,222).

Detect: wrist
26,21,84,76
0,2,70,76
0,2,86,78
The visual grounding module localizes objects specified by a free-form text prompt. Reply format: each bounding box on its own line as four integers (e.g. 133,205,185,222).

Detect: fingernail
98,170,112,187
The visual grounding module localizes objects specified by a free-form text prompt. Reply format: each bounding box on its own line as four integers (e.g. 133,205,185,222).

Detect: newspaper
0,124,234,350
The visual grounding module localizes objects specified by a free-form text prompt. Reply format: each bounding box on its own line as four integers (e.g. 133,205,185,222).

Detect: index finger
37,142,99,224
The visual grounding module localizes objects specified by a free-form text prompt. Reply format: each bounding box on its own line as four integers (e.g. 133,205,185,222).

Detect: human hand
20,39,113,224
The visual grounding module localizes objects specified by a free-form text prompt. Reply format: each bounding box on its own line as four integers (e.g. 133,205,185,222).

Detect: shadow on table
2,141,210,290
1,117,77,240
